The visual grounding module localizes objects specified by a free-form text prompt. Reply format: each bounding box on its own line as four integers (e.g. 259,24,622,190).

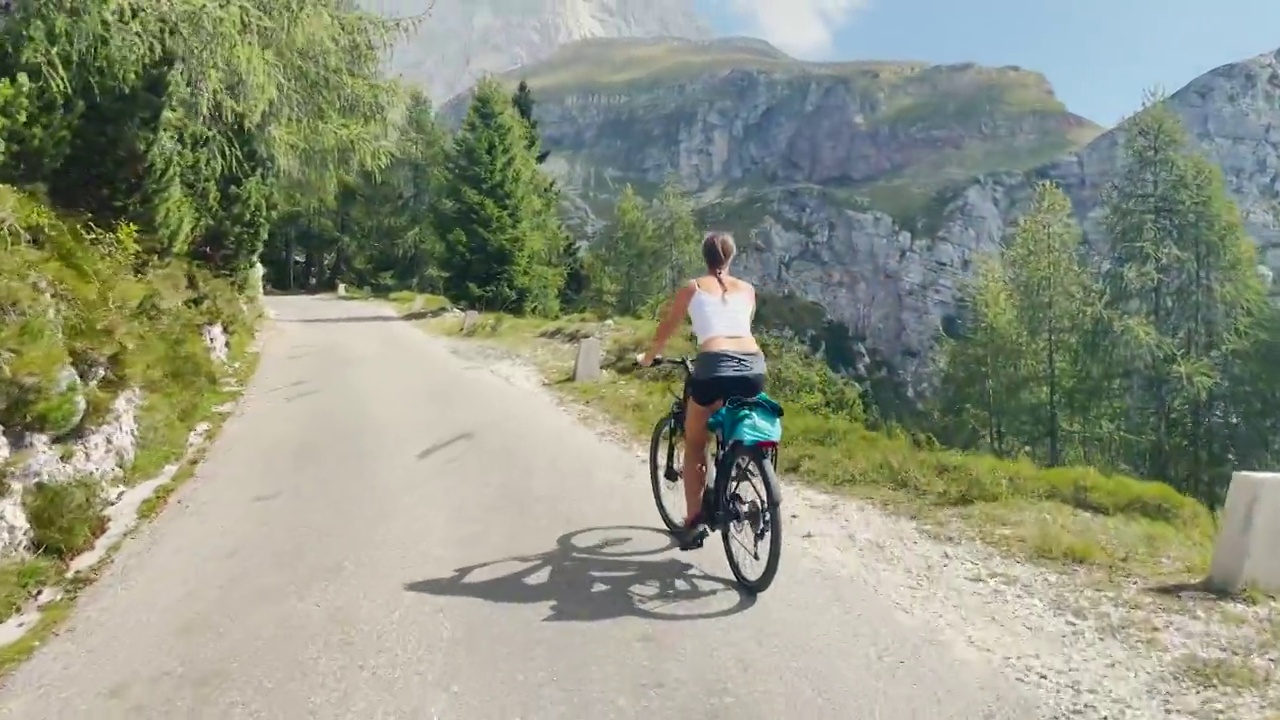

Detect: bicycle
641,356,783,593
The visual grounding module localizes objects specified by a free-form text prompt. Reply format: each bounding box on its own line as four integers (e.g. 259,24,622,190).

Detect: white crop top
688,282,754,345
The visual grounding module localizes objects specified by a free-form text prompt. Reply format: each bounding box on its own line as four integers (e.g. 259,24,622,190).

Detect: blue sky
697,0,1280,127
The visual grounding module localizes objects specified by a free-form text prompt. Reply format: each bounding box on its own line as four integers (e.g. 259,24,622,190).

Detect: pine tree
436,78,565,315
1,0,406,277
1099,92,1270,502
191,124,275,286
557,234,590,312
649,178,702,301
132,101,200,260
0,73,29,164
1224,299,1280,478
1001,181,1099,466
933,254,1027,456
584,184,657,316
583,181,706,318
511,80,550,164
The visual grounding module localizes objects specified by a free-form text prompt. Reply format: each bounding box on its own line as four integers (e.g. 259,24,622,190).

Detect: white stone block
1207,471,1280,594
572,337,602,381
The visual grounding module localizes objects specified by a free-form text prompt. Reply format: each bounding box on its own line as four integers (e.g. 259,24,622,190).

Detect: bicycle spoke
729,529,758,560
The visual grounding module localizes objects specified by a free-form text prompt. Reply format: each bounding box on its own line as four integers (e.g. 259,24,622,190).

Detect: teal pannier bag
707,392,784,445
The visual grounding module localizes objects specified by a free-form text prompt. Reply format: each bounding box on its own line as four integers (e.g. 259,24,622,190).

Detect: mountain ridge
357,0,710,102
444,36,1102,243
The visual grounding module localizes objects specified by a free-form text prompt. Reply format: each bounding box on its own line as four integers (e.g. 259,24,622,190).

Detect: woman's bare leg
681,398,719,525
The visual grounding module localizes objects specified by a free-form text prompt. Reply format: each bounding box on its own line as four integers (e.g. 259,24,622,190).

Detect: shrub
0,556,59,623
1,183,245,489
23,480,108,560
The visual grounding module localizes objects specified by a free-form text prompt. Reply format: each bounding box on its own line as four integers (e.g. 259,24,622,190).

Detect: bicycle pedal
678,527,708,551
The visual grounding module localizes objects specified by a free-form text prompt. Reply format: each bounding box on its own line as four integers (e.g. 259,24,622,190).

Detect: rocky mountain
357,0,710,102
456,37,1102,224
723,47,1280,387
457,38,1279,392
444,37,1101,379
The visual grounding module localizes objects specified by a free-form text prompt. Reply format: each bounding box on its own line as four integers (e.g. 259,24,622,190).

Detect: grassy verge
401,302,1216,584
0,344,258,673
0,183,265,667
338,287,453,316
136,350,261,522
0,558,60,624
0,533,121,676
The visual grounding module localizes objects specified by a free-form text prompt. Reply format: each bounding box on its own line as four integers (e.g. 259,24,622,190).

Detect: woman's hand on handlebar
635,352,656,367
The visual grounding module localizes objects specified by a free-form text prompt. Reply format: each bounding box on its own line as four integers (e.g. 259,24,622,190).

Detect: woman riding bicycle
637,231,767,543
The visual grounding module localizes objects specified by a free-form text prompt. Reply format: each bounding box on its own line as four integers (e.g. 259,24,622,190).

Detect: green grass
136,351,259,522
23,480,108,560
500,37,927,97
416,309,1215,581
0,557,60,624
501,37,1080,123
0,334,258,669
501,37,1102,142
693,127,1101,241
0,183,262,667
0,547,111,677
0,599,72,675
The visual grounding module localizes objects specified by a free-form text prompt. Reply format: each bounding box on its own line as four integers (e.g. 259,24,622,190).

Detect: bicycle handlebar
637,355,693,373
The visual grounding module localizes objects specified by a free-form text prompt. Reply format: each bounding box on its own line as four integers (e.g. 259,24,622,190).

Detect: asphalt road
0,295,1048,719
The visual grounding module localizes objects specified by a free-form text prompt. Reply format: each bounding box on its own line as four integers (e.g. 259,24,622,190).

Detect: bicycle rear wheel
719,444,783,593
648,414,686,532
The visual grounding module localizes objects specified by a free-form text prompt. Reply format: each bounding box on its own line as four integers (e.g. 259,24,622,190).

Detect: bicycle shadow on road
404,525,756,622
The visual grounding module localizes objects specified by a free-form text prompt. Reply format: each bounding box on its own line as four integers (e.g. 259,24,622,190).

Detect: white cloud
721,0,870,58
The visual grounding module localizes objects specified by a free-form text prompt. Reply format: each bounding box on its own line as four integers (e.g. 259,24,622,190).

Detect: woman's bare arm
641,283,696,363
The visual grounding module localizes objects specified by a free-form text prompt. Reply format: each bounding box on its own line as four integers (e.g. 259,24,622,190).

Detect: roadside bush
0,183,247,485
388,292,453,317
23,480,108,560
0,556,58,622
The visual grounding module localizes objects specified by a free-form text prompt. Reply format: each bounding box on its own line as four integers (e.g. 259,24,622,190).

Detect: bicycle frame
653,357,744,527
658,357,725,469
644,355,785,591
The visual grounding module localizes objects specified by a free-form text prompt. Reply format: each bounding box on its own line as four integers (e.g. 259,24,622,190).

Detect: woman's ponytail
701,232,737,301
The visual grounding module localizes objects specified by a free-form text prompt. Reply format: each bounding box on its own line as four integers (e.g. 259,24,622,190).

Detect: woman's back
688,274,759,354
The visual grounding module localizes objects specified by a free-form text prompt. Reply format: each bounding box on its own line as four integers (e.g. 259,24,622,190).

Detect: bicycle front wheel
720,444,783,593
648,414,686,532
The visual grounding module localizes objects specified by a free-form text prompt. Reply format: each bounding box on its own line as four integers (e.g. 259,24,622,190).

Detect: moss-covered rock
0,184,251,557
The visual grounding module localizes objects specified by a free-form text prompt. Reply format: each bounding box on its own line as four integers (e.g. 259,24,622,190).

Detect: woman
638,231,767,545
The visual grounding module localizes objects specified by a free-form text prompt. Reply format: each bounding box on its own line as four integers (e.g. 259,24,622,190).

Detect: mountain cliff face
733,49,1280,389
451,37,1101,383
357,0,709,102
480,39,1279,390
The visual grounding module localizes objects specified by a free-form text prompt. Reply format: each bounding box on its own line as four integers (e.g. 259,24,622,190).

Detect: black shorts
687,351,767,407
688,374,766,407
